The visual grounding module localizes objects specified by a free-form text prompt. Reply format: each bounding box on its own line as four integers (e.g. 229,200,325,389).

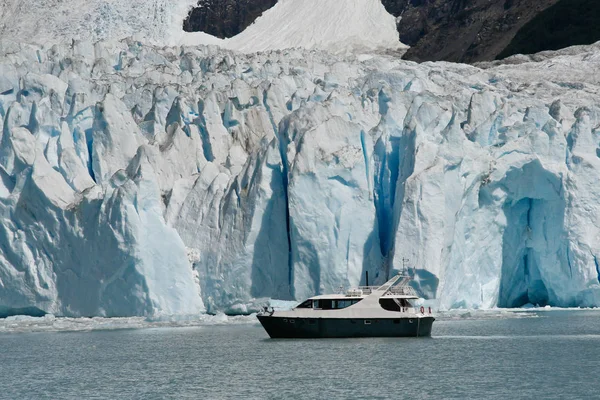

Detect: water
1,310,600,399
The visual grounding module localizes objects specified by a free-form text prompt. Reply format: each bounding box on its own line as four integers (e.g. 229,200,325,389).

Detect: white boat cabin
295,286,419,313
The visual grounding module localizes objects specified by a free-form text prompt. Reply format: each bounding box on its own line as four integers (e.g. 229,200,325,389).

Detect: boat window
364,320,371,325
295,300,313,309
313,299,362,310
379,298,412,312
334,299,353,309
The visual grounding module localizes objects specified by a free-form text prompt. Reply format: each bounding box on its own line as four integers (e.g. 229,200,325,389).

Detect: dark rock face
497,0,600,59
183,0,599,64
383,0,561,63
183,0,277,38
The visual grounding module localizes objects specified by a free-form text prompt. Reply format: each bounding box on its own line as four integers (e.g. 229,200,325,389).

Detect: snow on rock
224,0,406,55
1,36,600,316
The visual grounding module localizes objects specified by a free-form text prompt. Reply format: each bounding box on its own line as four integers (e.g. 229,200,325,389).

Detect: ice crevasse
1,37,600,316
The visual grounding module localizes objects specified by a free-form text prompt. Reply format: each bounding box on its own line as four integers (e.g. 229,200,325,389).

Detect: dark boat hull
257,315,435,338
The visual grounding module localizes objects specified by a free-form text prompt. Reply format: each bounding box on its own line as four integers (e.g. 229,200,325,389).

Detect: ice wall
1,39,600,316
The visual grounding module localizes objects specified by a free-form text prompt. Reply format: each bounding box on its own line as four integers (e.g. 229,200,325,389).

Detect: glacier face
1,37,600,316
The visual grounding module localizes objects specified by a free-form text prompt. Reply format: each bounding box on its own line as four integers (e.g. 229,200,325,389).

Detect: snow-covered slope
1,37,600,316
0,0,199,46
225,0,406,54
0,0,406,54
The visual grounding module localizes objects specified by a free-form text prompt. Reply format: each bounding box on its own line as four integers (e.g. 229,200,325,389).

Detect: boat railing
387,286,418,296
348,285,418,296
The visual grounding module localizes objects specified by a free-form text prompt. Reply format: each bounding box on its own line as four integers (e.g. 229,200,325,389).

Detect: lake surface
1,310,600,399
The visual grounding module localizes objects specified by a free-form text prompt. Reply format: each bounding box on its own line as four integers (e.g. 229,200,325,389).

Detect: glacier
1,38,600,316
0,0,201,46
1,0,600,317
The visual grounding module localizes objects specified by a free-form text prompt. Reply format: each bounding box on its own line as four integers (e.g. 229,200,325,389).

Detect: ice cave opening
495,161,567,308
0,306,46,318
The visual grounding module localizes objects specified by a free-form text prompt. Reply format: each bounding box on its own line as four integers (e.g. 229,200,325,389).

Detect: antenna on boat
365,271,369,287
401,257,410,276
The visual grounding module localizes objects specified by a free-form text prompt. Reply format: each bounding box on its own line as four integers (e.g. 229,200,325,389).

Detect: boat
257,271,434,338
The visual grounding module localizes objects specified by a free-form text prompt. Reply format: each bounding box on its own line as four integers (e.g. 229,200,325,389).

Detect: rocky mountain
390,0,561,63
183,0,277,38
496,0,600,60
184,0,600,63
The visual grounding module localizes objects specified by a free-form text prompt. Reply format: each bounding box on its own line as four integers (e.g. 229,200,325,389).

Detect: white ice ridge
0,313,258,334
0,0,406,55
1,38,600,317
1,308,559,334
